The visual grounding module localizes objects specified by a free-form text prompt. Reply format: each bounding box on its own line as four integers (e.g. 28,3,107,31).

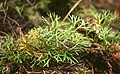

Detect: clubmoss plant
0,13,91,72
92,10,119,47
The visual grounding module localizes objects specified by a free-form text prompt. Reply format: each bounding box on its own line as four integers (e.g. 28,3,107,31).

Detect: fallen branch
61,0,83,23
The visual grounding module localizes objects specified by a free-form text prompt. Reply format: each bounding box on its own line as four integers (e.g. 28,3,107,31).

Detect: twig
62,44,69,49
27,71,42,74
7,16,20,26
26,0,36,6
61,0,83,23
43,70,46,74
69,43,79,50
65,63,77,69
107,62,112,74
51,71,57,74
7,20,18,38
3,0,7,7
3,6,8,23
0,31,9,37
85,58,94,74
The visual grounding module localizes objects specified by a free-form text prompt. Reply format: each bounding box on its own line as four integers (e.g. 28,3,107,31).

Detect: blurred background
0,0,120,36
